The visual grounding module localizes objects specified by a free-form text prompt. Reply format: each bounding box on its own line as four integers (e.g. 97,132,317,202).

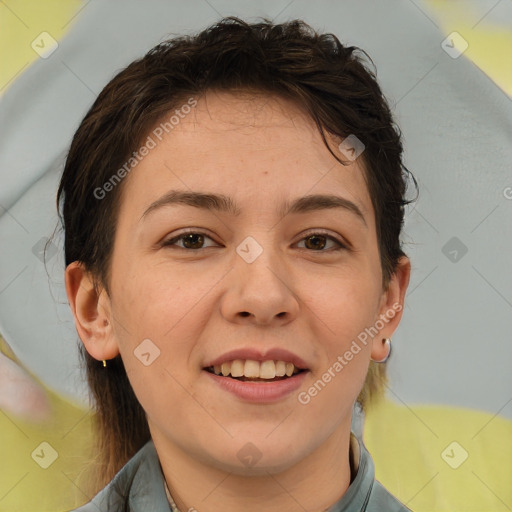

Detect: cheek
109,263,209,395
304,270,378,397
307,269,380,340
111,257,202,338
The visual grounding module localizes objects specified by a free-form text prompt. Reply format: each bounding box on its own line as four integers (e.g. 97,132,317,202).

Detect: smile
203,356,310,402
205,359,304,381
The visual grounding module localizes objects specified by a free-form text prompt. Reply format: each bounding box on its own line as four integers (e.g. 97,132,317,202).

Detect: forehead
120,90,374,224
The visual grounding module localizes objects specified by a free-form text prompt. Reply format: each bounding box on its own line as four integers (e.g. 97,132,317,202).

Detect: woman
59,16,414,512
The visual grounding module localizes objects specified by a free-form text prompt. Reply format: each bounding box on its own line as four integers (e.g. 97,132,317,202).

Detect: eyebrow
140,190,367,227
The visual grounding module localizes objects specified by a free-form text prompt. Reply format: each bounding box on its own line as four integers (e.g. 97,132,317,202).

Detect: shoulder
69,440,170,512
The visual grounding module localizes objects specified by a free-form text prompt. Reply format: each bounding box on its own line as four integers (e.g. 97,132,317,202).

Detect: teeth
244,360,260,378
221,362,231,377
275,360,286,377
230,359,244,377
260,360,276,379
209,359,302,379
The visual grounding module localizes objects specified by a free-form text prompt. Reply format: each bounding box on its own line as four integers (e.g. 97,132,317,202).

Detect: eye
162,230,218,250
296,232,346,252
161,230,347,252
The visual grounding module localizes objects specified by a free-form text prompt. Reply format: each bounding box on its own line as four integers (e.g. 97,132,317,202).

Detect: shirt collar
91,433,375,512
325,433,375,511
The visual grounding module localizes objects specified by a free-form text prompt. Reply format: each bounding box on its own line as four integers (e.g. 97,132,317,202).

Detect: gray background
0,0,511,421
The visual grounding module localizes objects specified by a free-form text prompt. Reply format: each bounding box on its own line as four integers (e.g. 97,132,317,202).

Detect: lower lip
203,369,309,403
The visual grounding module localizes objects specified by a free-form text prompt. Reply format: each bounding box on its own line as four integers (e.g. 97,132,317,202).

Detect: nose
220,239,300,326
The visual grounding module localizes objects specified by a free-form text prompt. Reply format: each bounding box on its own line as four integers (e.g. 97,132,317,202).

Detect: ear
65,261,120,361
371,256,411,361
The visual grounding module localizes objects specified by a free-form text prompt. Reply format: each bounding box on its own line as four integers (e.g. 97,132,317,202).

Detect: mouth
204,359,307,382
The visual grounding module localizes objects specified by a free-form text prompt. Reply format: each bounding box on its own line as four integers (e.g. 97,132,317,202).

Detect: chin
202,439,309,477
214,455,301,477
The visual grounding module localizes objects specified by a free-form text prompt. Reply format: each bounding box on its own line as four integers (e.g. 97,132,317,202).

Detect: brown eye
304,234,327,250
163,231,217,250
297,232,345,252
181,233,205,249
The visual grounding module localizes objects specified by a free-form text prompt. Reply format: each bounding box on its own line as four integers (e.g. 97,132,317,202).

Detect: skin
66,91,410,512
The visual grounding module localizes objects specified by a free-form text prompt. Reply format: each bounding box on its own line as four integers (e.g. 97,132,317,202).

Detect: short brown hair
57,16,417,490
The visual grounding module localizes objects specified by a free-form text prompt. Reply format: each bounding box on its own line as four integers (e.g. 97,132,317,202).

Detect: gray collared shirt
71,437,411,511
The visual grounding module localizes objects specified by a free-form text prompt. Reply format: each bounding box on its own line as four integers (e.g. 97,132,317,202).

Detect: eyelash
161,229,347,252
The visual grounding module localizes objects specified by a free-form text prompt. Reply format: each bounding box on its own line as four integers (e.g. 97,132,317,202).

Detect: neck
151,420,353,512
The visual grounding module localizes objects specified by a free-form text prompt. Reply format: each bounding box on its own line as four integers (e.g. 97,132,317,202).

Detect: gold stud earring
102,360,107,367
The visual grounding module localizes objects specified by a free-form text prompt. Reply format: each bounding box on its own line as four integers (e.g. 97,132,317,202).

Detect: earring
371,338,391,363
102,360,107,367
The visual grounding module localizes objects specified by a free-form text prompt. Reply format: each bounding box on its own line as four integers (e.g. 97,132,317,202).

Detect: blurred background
0,1,511,510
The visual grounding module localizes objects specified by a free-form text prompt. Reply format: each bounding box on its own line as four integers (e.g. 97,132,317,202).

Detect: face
70,91,408,476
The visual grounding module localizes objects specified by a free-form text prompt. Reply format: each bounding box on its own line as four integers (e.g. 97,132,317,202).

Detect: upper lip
204,348,309,370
